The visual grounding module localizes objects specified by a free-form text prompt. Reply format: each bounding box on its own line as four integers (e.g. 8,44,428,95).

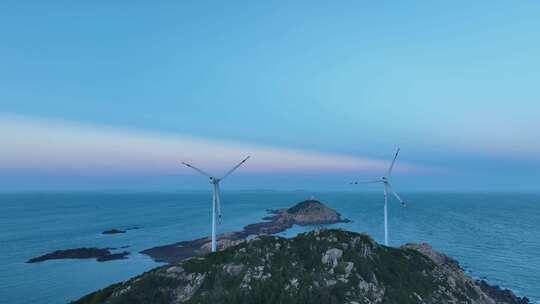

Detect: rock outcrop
72,229,529,304
96,251,130,262
102,229,126,235
27,248,112,263
27,248,130,263
102,227,140,235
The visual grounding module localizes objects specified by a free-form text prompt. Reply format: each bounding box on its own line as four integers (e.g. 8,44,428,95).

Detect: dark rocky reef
102,229,126,235
27,248,130,263
102,227,140,235
27,248,111,263
141,200,349,263
97,251,130,262
72,229,529,304
28,225,140,263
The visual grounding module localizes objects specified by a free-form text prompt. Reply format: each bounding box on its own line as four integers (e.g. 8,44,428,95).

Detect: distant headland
141,199,350,263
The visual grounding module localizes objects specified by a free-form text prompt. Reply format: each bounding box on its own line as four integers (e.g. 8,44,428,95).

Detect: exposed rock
141,200,349,263
402,242,461,272
102,229,126,235
30,239,135,263
223,263,244,276
27,248,112,263
102,227,140,234
28,248,131,263
343,262,354,277
476,280,530,304
72,229,530,304
140,232,246,263
321,248,343,267
97,251,130,262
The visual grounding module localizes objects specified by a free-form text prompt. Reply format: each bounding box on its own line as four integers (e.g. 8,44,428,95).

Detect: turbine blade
386,148,400,177
350,179,382,185
181,162,213,178
220,156,250,180
388,185,406,206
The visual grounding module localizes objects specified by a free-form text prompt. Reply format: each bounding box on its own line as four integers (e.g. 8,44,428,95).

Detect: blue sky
1,1,539,191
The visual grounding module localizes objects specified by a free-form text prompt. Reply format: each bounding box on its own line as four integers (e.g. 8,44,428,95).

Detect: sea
0,191,539,304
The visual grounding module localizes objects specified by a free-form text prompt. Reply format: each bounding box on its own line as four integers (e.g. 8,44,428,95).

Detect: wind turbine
182,156,250,252
351,148,405,246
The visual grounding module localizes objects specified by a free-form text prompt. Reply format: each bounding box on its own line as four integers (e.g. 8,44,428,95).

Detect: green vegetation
72,229,504,304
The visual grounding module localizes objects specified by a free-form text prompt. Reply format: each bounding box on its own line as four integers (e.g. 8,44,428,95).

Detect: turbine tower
351,148,405,246
182,156,250,252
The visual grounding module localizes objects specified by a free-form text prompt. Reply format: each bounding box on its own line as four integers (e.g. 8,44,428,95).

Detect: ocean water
0,191,539,304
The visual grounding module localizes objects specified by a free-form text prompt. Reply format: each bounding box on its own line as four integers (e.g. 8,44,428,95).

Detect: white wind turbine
351,148,405,246
182,156,250,252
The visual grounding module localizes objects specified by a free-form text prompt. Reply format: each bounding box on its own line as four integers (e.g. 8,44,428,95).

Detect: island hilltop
73,229,528,304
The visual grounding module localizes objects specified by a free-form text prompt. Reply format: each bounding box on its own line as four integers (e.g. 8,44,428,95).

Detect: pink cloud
0,114,432,176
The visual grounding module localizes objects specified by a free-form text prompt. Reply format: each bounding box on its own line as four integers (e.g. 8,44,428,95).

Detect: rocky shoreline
73,229,529,304
401,243,530,304
141,199,349,263
476,280,530,304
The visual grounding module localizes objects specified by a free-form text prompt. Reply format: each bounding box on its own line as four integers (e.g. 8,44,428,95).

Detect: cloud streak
0,114,431,176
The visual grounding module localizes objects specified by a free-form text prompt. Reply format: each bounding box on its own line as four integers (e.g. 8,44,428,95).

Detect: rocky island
102,227,141,234
72,229,529,304
27,247,130,263
102,229,126,235
27,248,111,263
141,200,350,263
244,199,351,235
